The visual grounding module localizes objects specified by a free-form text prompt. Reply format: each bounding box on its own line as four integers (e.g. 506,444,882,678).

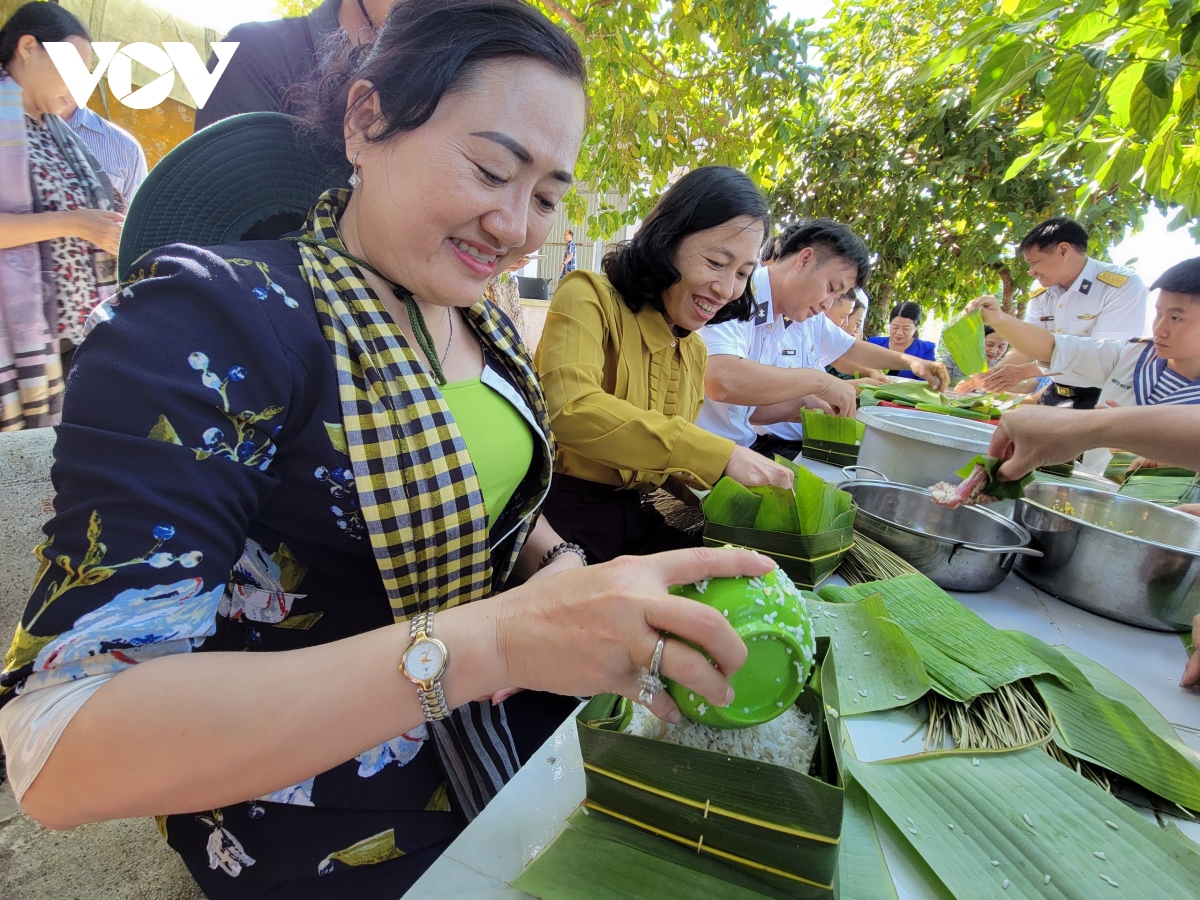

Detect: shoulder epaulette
1096,270,1130,288
1129,337,1153,343
1028,286,1048,299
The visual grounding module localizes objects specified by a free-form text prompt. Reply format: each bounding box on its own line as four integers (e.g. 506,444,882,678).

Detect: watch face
405,639,445,681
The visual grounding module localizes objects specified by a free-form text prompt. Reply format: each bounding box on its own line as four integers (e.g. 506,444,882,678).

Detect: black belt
1052,383,1101,399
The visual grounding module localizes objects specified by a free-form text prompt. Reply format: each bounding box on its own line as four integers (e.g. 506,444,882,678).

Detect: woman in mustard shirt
535,166,793,562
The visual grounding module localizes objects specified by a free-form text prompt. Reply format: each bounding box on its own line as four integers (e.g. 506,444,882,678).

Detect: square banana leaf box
801,438,861,468
702,510,855,591
575,644,843,899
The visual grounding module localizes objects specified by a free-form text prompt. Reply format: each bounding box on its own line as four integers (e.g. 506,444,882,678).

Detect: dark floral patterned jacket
0,240,568,899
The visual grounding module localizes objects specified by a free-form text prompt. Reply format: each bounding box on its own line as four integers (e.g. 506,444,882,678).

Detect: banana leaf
806,595,931,715
915,402,996,421
753,484,802,534
817,575,1072,692
800,409,865,445
844,747,1200,900
1119,474,1200,506
511,806,783,899
575,688,844,893
1106,451,1197,483
941,311,989,377
954,455,1035,502
1004,632,1200,812
703,477,763,528
786,460,854,536
838,774,900,900
872,382,942,406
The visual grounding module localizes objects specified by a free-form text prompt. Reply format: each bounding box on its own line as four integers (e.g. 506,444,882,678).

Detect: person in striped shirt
64,101,147,205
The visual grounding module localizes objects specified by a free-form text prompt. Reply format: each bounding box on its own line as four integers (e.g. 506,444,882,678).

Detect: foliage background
274,0,1199,324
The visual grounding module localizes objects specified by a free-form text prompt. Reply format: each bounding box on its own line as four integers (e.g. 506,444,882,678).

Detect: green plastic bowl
666,567,817,728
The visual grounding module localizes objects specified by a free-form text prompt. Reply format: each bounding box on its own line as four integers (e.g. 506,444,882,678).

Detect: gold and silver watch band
410,611,451,721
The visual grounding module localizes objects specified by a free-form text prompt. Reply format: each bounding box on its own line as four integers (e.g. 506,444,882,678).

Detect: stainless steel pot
855,407,995,486
1013,482,1200,631
838,469,1042,592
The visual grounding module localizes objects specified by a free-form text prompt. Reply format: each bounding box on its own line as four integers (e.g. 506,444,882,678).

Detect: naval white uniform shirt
1049,334,1200,471
697,267,854,446
1024,257,1148,387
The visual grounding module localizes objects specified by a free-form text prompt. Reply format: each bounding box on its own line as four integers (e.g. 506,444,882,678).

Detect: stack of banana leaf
860,381,1019,421
1100,453,1200,507
810,574,1200,897
800,409,866,467
702,459,855,590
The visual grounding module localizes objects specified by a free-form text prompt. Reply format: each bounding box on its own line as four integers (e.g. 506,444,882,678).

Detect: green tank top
441,376,534,528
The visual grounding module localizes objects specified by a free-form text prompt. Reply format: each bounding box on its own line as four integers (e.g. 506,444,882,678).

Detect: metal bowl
1013,482,1200,631
837,475,1042,592
856,407,995,486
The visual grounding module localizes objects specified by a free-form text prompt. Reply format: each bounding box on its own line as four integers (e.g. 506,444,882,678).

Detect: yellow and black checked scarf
292,189,552,819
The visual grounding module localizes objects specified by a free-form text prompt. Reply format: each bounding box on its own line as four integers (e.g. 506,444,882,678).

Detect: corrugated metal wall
537,189,638,282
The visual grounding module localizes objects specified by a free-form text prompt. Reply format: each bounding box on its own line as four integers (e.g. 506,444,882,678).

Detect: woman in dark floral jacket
0,2,767,898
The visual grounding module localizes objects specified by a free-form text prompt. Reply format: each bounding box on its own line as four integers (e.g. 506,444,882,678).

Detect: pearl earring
348,152,362,189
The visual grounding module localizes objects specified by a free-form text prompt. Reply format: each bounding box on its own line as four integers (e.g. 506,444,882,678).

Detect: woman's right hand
724,443,796,489
495,547,775,722
69,209,125,254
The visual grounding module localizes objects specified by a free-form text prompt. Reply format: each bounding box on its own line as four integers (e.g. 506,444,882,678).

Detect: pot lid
857,406,994,453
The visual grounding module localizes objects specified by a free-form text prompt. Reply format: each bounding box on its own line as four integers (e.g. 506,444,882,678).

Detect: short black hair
775,219,872,287
603,165,770,325
1151,257,1200,297
302,0,586,153
1019,217,1089,254
564,229,573,237
0,2,91,69
850,298,866,315
889,301,923,329
984,325,998,337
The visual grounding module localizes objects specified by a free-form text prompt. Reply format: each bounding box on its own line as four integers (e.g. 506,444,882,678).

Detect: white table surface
404,458,1200,898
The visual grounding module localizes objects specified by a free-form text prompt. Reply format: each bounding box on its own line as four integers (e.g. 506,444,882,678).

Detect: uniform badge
781,348,796,356
783,316,794,329
1079,279,1092,295
1029,286,1048,298
753,302,768,326
1096,270,1130,288
1077,313,1096,320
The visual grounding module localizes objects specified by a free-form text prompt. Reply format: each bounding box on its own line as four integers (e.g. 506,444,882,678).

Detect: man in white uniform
698,220,948,457
980,217,1148,408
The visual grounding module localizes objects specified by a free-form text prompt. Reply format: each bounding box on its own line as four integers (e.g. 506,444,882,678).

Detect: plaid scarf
292,190,551,819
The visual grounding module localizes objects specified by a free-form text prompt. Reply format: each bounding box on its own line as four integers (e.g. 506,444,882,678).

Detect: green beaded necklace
288,237,451,385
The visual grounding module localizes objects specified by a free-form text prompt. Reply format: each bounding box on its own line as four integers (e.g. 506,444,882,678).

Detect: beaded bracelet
539,541,588,570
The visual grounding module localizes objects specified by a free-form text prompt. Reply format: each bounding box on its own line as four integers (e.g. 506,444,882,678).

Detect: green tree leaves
1043,54,1099,136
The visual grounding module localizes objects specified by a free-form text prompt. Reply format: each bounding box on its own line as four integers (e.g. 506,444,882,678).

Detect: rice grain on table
625,703,818,774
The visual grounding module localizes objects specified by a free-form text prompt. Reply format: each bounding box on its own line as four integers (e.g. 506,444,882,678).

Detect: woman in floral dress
0,2,768,898
0,3,126,430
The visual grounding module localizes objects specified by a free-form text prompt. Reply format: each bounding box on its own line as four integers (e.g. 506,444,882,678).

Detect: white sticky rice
625,702,818,774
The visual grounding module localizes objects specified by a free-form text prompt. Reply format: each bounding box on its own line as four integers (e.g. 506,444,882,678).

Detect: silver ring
637,637,666,705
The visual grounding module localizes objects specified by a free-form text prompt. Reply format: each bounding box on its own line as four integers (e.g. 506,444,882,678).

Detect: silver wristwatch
400,611,450,722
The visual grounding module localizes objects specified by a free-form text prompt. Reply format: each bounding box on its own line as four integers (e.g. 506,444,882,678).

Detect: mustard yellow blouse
535,271,735,490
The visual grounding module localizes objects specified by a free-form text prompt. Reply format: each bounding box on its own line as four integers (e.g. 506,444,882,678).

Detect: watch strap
406,610,451,722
